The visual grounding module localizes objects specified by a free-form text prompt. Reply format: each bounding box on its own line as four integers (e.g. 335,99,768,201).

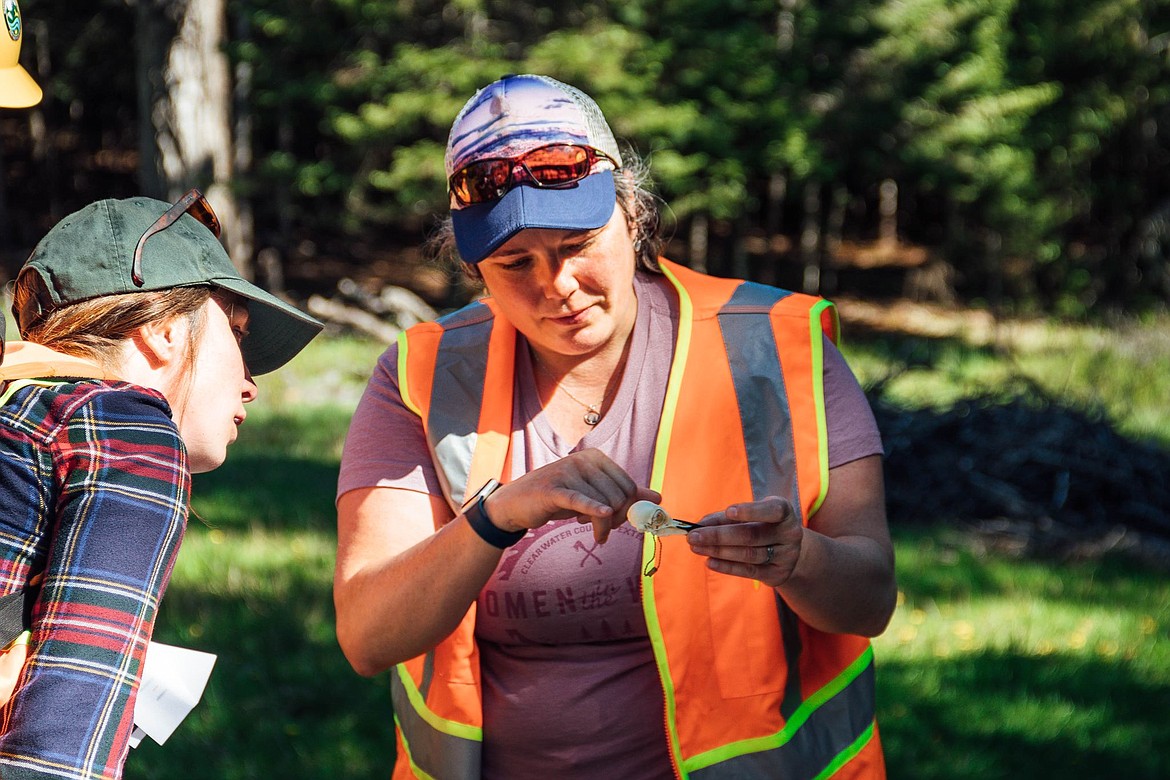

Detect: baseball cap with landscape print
15,193,322,375
445,74,624,264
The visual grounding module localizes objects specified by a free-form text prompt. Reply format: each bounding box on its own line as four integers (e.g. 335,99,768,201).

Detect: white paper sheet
129,641,217,749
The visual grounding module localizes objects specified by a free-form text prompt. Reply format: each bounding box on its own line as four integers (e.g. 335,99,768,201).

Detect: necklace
533,357,606,426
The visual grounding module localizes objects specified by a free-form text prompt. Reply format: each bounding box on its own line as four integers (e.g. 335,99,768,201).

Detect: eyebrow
492,229,597,260
491,247,529,260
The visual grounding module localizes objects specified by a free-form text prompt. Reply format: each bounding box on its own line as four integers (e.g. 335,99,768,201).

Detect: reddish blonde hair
12,271,212,374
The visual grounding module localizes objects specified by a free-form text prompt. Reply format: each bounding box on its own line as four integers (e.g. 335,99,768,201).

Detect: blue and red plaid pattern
0,380,189,779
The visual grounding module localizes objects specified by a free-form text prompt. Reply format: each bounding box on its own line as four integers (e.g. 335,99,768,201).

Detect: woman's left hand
684,497,804,588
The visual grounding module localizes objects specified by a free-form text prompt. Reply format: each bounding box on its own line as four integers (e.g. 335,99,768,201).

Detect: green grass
841,310,1170,446
875,528,1170,779
126,334,394,779
118,317,1170,779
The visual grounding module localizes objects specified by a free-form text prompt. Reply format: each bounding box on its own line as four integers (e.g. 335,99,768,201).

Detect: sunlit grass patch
842,311,1170,445
874,529,1170,779
253,333,388,411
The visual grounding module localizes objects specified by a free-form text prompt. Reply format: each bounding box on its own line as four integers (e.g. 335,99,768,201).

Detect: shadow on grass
188,408,351,532
890,527,1170,610
122,411,400,779
858,332,1170,558
878,649,1170,779
190,453,340,532
124,558,395,780
846,325,1005,374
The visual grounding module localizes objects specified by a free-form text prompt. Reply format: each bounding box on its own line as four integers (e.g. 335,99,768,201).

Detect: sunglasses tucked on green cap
16,195,323,375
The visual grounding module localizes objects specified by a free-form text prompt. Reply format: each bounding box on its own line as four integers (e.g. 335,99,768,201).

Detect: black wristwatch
461,479,525,549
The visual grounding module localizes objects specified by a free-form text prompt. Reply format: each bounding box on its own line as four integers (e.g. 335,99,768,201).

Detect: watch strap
464,493,525,549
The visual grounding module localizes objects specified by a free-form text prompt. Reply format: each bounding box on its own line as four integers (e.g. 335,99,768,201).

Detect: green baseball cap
15,195,323,375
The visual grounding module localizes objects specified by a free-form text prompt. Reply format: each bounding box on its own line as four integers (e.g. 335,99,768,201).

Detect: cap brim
452,172,616,264
210,277,323,375
0,66,42,108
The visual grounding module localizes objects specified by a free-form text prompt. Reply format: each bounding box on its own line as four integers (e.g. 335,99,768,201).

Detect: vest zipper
640,558,684,779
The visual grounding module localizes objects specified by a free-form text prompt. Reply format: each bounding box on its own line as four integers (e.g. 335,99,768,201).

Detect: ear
617,171,638,233
134,314,188,370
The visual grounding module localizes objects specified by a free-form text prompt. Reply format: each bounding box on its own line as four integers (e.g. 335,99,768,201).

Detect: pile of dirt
872,379,1170,567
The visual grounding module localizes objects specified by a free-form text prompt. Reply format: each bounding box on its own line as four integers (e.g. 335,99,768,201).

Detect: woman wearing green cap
336,75,894,778
0,191,321,778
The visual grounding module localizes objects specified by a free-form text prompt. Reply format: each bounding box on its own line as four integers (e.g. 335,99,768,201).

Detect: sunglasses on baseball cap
14,192,322,375
448,143,617,207
444,74,625,264
132,188,222,286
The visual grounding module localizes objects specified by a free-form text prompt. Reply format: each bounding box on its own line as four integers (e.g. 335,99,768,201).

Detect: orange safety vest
392,259,885,779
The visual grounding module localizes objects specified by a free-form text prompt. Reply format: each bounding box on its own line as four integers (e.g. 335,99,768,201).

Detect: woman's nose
242,367,259,404
546,256,581,299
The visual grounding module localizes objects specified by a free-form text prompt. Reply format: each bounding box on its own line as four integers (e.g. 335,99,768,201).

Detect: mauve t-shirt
337,271,884,779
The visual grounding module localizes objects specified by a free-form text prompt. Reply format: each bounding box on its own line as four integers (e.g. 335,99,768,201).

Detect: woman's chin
187,446,229,474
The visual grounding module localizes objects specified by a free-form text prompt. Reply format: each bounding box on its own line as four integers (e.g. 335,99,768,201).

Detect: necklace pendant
583,409,602,426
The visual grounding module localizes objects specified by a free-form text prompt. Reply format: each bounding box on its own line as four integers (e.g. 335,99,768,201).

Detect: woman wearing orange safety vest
335,74,896,779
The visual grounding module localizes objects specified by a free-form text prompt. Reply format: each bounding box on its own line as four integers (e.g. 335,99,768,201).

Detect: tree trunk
879,178,898,247
136,0,251,278
824,185,847,296
777,0,797,54
800,181,822,294
27,19,59,224
231,4,255,283
689,213,709,274
761,172,787,286
730,219,749,281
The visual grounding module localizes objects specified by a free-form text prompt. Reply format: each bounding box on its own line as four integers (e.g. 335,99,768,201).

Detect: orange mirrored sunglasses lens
522,145,590,184
186,196,222,237
450,144,604,205
451,160,512,205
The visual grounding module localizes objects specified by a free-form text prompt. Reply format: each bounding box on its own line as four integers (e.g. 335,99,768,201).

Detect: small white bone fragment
627,501,696,536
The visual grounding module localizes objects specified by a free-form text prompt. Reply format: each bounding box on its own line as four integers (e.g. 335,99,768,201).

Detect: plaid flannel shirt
0,379,188,779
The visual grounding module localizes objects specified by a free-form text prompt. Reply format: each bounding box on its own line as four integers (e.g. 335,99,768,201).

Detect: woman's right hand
484,448,660,543
335,450,658,672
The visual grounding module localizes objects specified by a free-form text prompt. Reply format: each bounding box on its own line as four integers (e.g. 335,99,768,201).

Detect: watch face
463,478,501,510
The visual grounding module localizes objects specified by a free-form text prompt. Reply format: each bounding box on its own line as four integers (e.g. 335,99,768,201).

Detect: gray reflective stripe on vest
719,282,807,722
688,659,876,779
390,666,481,778
716,281,801,518
711,283,877,778
776,591,804,720
428,304,494,506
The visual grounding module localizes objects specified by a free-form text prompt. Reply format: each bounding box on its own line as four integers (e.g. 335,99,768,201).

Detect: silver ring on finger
764,544,775,564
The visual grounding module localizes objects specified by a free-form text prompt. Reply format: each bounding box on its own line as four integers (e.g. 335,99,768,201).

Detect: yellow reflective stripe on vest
685,648,878,779
814,719,878,780
391,663,481,778
808,298,837,515
644,262,693,774
397,332,420,417
649,262,693,493
0,378,63,405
